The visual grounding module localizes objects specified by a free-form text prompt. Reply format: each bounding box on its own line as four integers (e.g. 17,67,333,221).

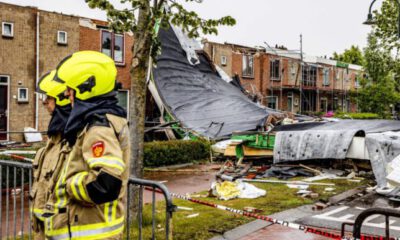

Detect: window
355,75,361,88
266,96,278,110
101,31,125,64
17,88,28,103
323,68,330,86
2,22,13,38
0,76,8,84
57,31,67,45
302,66,317,87
270,59,280,80
117,90,129,118
290,63,296,75
221,55,227,66
242,54,254,78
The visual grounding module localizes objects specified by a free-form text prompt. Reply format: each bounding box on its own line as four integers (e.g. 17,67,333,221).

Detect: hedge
144,140,211,167
335,112,381,119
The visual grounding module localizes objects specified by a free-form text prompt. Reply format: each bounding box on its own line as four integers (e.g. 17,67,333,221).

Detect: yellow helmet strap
77,76,96,94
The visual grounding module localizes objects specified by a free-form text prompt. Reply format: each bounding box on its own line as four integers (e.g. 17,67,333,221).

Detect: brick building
0,2,133,141
203,41,363,114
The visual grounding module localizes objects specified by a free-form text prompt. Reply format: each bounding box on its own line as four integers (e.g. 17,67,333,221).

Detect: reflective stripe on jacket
31,134,70,228
45,114,130,240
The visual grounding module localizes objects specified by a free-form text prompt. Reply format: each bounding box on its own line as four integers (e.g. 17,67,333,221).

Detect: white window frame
323,68,330,86
221,55,227,66
57,31,68,45
242,54,254,78
17,88,29,103
0,75,10,141
2,22,14,38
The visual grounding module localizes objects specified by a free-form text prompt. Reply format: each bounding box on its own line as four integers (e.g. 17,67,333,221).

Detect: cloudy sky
1,0,380,57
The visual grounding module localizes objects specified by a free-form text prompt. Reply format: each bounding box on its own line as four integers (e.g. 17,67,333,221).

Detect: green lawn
128,178,369,240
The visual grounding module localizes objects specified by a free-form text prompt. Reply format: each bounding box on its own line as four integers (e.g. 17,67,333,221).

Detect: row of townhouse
203,41,363,114
0,2,133,141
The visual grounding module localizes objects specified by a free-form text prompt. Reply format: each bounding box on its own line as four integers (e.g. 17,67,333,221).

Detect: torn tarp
152,26,270,139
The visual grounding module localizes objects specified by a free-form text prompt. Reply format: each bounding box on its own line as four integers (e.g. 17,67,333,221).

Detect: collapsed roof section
152,25,271,139
273,120,400,187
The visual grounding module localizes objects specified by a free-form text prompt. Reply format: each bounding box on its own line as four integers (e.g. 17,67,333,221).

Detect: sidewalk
210,220,333,240
209,204,342,240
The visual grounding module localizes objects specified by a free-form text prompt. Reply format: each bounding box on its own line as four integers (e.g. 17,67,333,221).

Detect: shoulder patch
92,141,105,157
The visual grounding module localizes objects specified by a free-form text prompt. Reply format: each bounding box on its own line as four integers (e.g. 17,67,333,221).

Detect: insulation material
153,26,269,139
365,131,400,187
273,120,400,163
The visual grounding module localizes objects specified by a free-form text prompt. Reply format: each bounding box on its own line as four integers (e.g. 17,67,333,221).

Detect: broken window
323,68,330,86
270,59,280,80
242,54,254,78
302,65,317,87
266,96,278,110
101,31,125,64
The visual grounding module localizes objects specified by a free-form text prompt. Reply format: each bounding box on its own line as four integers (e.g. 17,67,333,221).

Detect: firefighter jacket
44,114,130,240
31,133,71,231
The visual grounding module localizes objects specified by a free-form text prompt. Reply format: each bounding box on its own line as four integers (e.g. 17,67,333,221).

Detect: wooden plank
328,187,365,205
243,146,273,156
224,145,274,157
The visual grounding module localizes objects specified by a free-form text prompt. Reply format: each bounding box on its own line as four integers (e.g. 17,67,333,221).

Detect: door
320,98,328,113
287,96,293,112
0,76,9,141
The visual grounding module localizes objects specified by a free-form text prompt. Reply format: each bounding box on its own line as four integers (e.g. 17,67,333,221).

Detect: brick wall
37,11,80,132
0,3,37,141
0,3,135,141
79,19,133,90
203,41,233,76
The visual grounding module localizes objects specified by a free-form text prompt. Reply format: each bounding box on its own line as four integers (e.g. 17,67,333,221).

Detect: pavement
209,192,400,240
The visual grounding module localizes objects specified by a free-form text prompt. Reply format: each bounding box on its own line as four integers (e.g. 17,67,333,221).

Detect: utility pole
299,34,303,114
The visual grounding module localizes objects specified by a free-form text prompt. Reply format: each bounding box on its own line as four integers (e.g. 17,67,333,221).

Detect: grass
127,177,370,240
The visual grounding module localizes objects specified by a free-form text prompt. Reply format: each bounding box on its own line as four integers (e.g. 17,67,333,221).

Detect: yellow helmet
55,51,117,101
37,70,70,107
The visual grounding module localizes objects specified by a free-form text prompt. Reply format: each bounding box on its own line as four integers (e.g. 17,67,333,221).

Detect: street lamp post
364,0,400,38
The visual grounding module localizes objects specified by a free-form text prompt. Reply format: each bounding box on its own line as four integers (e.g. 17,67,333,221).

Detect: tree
357,33,400,117
373,0,400,52
332,45,364,65
85,0,235,221
372,0,400,87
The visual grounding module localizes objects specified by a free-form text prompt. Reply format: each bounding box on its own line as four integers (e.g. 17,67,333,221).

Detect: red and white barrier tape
145,187,397,240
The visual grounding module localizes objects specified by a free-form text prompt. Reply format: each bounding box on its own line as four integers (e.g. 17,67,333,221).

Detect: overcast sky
1,0,380,57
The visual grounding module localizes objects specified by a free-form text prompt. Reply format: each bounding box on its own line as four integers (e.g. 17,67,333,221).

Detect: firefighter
31,70,71,239
44,51,130,240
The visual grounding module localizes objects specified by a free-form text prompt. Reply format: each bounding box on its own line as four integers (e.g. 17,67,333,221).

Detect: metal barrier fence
341,207,400,240
0,159,175,240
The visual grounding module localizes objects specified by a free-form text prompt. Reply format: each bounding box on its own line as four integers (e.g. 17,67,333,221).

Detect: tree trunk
128,0,152,224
